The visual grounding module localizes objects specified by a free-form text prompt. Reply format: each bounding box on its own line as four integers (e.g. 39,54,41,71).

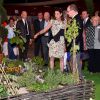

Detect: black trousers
88,49,95,72
19,35,30,61
94,49,100,72
41,36,49,64
34,37,43,57
88,49,100,72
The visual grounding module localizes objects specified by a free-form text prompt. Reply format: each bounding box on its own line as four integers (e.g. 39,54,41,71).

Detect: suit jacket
74,14,83,51
33,19,44,42
33,19,44,34
83,18,91,29
16,19,32,39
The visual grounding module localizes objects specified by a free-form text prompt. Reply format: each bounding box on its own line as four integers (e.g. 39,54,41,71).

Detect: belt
43,36,49,37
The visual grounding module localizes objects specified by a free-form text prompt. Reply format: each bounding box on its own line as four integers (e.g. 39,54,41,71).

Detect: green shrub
17,63,36,87
17,71,36,87
0,84,8,98
32,56,45,66
29,69,75,92
45,69,75,87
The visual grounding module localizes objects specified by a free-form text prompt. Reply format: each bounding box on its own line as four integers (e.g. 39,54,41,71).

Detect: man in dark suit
81,11,92,68
33,12,44,57
67,4,83,79
16,11,32,61
81,11,91,28
81,10,91,50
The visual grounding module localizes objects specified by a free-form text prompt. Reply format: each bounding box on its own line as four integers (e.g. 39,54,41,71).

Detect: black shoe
43,63,48,67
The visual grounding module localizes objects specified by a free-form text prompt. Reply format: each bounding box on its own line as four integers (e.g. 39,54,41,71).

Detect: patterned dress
86,25,95,49
48,20,65,58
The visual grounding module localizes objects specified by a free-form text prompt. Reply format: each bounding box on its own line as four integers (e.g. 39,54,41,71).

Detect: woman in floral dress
34,9,66,72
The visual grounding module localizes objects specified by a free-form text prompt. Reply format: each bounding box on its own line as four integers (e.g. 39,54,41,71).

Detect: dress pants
41,36,49,64
34,37,43,57
19,35,30,61
8,39,17,60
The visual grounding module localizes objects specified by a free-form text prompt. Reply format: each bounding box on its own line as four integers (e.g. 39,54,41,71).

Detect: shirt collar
84,17,89,23
72,13,78,19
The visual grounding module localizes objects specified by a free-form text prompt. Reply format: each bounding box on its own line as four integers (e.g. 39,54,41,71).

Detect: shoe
43,63,48,67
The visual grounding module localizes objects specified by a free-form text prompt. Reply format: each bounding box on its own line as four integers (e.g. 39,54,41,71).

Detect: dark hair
54,8,64,21
82,10,89,14
8,17,15,23
68,4,78,12
37,11,43,15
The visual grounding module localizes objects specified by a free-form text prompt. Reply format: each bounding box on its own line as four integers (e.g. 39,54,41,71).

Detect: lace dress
48,20,65,58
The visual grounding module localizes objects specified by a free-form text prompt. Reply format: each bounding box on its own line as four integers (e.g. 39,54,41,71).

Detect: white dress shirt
6,25,15,39
44,20,49,36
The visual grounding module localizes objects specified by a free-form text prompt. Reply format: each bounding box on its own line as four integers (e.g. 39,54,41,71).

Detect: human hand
34,34,38,39
29,39,33,45
34,32,40,39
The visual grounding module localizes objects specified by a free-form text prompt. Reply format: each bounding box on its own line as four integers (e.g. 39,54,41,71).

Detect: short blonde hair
91,16,100,24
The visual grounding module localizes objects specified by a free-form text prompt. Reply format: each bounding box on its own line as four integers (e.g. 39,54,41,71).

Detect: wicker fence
2,80,95,100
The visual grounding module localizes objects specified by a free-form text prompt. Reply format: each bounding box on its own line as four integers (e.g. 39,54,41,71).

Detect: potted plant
65,19,80,82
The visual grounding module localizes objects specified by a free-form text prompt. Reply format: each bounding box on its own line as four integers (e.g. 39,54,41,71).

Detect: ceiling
4,0,78,6
4,0,58,4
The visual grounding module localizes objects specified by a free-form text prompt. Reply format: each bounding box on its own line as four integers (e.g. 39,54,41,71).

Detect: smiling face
55,11,62,20
91,16,100,26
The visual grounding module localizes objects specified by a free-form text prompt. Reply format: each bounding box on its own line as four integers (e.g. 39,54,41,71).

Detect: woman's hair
8,17,15,23
54,8,64,21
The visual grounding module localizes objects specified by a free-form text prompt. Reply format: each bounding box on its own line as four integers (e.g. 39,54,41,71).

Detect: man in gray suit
41,12,51,66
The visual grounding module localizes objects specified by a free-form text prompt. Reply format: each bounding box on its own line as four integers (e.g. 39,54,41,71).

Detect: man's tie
24,20,29,35
83,20,86,28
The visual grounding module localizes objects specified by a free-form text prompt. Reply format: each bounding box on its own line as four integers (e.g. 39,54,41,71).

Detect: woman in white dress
34,9,66,72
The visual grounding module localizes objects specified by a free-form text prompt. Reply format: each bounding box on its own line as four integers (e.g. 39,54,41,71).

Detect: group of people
3,4,100,80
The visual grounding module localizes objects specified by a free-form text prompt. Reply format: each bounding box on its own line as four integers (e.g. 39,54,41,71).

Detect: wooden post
72,39,79,83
